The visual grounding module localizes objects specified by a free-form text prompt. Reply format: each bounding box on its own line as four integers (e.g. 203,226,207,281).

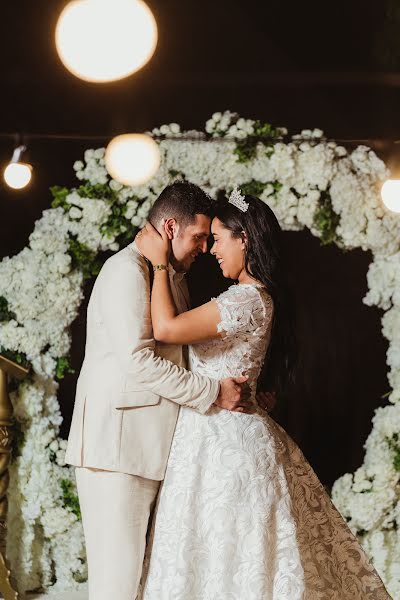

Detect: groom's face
170,214,211,273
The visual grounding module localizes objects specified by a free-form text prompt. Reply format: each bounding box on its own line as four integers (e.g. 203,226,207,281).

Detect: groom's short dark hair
148,181,215,227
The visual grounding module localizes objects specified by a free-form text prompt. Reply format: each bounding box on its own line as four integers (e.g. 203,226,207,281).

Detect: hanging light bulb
105,134,160,186
3,146,33,190
381,179,400,214
55,0,158,83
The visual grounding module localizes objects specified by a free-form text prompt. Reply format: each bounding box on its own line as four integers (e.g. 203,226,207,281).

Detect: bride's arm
136,220,223,345
151,268,222,344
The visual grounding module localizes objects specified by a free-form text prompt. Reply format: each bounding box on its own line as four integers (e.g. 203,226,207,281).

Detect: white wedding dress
139,283,390,599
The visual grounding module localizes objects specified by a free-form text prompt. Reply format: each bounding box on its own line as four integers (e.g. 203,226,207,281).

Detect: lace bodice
189,283,273,402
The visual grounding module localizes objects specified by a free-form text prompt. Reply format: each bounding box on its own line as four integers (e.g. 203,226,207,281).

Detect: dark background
1,0,397,486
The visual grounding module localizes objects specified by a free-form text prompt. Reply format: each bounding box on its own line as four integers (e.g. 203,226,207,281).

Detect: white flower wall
1,112,399,596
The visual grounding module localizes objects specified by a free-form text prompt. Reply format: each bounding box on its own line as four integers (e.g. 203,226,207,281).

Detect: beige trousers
75,467,160,600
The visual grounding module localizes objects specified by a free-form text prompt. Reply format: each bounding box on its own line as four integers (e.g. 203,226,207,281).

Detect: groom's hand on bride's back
256,390,277,413
215,376,254,414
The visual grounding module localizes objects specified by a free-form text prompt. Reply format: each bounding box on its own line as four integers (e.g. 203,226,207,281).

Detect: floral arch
0,111,399,596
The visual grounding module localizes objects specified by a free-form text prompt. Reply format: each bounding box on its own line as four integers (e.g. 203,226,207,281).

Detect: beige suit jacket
65,242,219,480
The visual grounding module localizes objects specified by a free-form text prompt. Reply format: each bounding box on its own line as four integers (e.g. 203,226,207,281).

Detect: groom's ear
164,218,176,240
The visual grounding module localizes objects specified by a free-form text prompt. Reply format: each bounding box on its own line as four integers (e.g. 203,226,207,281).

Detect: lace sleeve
215,285,268,337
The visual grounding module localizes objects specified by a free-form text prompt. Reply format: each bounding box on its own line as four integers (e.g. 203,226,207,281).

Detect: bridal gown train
139,283,390,599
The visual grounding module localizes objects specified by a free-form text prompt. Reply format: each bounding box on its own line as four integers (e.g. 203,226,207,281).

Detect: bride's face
210,217,245,280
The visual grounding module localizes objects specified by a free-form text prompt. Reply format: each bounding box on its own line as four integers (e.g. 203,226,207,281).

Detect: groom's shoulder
99,243,148,279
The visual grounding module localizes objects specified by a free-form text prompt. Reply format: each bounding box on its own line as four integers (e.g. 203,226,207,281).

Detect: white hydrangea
296,143,337,191
74,148,108,185
42,506,77,537
269,143,297,185
152,122,181,137
297,190,321,230
205,110,240,136
66,197,112,251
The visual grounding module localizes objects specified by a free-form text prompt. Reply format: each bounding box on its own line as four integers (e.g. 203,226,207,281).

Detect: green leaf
233,120,279,164
76,183,115,201
313,192,341,246
240,180,283,198
0,297,16,322
253,120,276,137
68,238,103,280
234,140,258,163
241,180,268,197
273,181,283,193
11,418,24,462
60,478,82,520
386,433,400,472
55,357,75,380
50,186,70,210
394,452,400,472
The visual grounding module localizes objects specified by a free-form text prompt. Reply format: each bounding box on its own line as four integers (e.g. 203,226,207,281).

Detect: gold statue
0,354,29,599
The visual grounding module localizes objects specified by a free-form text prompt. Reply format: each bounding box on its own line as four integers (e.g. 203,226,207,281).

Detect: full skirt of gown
139,404,390,599
139,284,390,599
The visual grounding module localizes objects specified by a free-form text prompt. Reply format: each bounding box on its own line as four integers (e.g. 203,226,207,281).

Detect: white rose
335,146,347,157
49,440,59,452
84,149,95,161
110,179,123,192
131,216,142,227
56,449,66,466
68,207,82,220
312,128,323,138
205,121,214,134
94,148,105,159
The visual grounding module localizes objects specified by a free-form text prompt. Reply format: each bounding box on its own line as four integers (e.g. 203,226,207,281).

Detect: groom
65,181,252,600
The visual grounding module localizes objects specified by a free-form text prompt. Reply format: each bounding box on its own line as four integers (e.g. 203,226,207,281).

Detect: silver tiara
228,187,249,212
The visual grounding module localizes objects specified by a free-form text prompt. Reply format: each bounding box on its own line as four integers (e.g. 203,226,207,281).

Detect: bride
136,188,390,599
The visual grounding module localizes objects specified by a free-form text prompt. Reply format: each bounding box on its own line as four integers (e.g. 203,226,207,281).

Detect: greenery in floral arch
0,110,400,595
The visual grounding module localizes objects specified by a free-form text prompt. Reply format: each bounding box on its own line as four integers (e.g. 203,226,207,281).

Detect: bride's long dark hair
214,194,297,396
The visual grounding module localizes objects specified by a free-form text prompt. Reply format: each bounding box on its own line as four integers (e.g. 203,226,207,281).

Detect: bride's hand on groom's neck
136,220,170,265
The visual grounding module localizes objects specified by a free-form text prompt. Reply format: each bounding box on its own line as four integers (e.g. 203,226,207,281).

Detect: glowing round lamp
105,134,160,185
4,163,32,190
381,179,400,214
55,0,158,83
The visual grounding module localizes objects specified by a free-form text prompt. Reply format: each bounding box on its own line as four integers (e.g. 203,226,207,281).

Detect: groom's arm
97,254,219,414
